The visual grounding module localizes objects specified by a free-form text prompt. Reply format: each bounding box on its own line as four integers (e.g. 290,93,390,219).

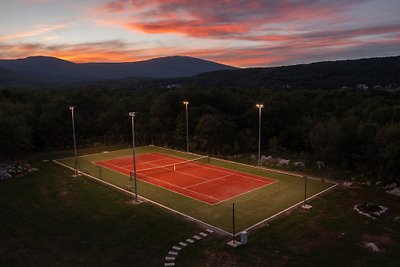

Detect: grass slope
1,153,399,266
0,161,200,266
176,186,400,267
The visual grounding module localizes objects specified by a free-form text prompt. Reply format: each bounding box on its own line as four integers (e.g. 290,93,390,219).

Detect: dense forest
185,56,400,90
1,85,400,183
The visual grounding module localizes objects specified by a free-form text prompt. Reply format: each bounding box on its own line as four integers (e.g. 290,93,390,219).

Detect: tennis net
136,156,209,177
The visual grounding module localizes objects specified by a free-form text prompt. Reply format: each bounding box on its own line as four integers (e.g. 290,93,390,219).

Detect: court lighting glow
183,101,189,152
69,106,78,174
129,111,138,202
256,104,264,166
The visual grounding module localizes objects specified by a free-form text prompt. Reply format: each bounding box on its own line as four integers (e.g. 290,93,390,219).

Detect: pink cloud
1,35,399,67
1,1,400,67
101,0,352,39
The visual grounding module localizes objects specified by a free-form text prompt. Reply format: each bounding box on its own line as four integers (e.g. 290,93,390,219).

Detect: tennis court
95,153,275,205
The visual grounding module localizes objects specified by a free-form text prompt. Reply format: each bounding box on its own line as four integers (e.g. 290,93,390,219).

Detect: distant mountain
185,56,400,90
0,56,237,87
2,55,399,90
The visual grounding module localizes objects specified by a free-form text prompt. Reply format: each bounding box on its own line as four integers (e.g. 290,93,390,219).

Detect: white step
193,235,201,240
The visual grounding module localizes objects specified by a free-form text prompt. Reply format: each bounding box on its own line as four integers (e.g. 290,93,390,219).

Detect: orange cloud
2,0,398,69
101,0,350,39
128,20,247,37
1,33,400,68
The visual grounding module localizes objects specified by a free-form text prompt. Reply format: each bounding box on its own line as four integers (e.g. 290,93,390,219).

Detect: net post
130,171,132,182
304,175,308,205
232,202,236,243
98,165,102,179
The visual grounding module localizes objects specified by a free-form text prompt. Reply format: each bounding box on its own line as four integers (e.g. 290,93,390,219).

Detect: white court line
57,145,338,235
135,172,221,203
98,156,223,203
241,183,338,234
97,160,132,173
184,173,233,189
53,160,229,235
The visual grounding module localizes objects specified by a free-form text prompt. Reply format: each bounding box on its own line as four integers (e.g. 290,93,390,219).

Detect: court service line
142,161,210,182
212,179,280,204
184,173,233,189
109,153,275,203
93,160,222,205
53,160,230,235
195,163,275,184
133,172,221,203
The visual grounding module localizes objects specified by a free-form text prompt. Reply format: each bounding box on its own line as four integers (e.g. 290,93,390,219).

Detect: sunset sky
1,0,399,67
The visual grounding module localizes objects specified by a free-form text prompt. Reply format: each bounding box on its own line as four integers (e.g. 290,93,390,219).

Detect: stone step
179,242,187,247
193,235,201,240
199,232,208,237
168,251,178,256
206,229,214,233
164,263,175,266
186,238,194,243
172,246,182,251
165,256,175,261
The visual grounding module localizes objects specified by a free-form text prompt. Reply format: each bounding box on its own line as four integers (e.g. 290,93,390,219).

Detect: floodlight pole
256,104,264,166
183,101,189,152
129,112,138,202
69,106,78,174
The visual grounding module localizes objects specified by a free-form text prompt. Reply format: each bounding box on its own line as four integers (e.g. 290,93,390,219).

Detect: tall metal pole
69,106,78,174
183,101,189,152
256,104,264,166
129,112,138,202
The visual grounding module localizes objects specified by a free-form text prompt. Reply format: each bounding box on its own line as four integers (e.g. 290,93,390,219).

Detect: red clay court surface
95,153,275,205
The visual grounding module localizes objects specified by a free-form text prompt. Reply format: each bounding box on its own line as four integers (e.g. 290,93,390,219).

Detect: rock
277,159,290,167
386,187,400,197
316,161,325,169
354,203,389,219
0,161,32,180
250,154,257,160
343,182,353,188
384,183,397,190
364,242,380,252
293,161,305,167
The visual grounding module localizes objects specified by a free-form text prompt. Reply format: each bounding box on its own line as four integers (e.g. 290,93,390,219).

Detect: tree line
1,86,400,182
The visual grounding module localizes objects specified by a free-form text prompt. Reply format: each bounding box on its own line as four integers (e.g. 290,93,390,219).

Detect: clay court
95,153,275,205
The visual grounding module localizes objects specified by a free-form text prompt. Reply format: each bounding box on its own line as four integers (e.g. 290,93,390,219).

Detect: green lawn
56,145,335,233
1,157,399,266
176,186,400,267
0,161,200,266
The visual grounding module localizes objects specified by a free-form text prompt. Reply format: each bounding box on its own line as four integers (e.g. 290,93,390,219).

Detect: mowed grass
57,146,334,233
176,186,400,267
0,161,201,266
2,158,399,266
